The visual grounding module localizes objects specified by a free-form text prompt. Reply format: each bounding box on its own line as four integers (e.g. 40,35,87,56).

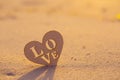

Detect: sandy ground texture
0,0,120,80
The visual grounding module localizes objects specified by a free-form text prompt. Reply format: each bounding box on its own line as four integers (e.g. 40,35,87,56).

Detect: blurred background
0,0,120,21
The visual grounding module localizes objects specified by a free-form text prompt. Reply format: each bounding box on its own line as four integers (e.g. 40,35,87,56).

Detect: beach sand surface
0,0,120,80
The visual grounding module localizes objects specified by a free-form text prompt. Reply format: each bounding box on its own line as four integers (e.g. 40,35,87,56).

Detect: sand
0,0,120,80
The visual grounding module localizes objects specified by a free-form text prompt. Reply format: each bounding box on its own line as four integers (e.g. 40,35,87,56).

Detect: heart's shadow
18,66,56,80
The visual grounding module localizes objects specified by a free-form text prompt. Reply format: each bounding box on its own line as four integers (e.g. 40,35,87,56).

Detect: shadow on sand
18,66,56,80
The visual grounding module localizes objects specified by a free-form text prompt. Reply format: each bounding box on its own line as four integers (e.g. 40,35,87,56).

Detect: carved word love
24,31,63,66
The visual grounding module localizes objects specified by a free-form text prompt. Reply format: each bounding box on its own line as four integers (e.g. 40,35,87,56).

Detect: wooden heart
24,31,63,66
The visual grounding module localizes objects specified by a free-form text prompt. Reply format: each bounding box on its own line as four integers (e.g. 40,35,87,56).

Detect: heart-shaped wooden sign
24,30,63,66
